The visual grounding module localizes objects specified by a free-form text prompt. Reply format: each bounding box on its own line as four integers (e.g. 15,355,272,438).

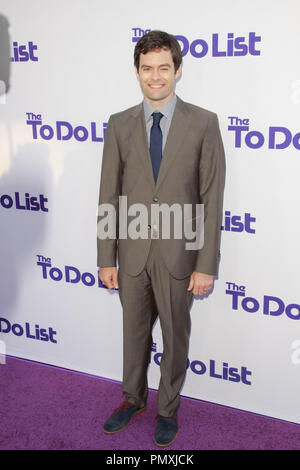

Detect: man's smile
149,84,165,89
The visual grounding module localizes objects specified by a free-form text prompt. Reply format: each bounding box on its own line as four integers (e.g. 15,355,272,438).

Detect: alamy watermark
97,196,204,250
291,339,300,365
291,80,300,105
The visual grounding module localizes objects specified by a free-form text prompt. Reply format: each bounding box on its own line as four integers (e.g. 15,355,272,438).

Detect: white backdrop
1,0,300,424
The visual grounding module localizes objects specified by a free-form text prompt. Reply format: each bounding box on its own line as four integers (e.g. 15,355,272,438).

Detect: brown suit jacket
97,96,225,279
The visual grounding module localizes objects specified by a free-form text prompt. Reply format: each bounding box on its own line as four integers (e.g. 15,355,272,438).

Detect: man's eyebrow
141,63,172,68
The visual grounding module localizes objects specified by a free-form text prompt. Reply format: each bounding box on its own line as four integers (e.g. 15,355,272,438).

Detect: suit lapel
129,97,191,192
129,104,156,192
155,97,190,192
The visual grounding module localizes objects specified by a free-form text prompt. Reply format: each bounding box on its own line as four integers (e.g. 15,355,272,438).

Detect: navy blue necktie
150,112,163,183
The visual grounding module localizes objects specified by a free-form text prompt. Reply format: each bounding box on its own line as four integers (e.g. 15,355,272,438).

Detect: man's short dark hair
134,30,182,72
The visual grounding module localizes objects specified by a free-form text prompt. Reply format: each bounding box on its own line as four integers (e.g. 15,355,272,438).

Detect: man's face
136,47,181,109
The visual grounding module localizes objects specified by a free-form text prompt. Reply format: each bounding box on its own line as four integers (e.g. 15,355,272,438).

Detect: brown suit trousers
118,239,193,417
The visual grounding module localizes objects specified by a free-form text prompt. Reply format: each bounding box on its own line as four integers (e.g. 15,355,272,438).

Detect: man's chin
148,96,166,102
146,92,172,103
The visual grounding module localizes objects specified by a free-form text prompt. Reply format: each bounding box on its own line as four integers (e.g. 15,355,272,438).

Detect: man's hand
99,267,119,290
187,272,214,296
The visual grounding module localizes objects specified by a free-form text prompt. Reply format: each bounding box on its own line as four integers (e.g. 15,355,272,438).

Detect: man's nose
151,68,161,80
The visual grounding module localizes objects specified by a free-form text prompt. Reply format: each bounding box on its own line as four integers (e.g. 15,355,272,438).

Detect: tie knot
152,112,163,127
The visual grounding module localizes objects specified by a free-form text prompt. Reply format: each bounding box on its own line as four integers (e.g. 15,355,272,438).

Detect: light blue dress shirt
143,94,177,151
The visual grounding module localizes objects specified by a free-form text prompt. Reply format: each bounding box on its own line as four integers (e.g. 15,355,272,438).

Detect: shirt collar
143,94,177,123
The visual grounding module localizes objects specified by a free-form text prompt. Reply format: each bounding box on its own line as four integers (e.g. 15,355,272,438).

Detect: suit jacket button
153,196,158,202
148,224,151,229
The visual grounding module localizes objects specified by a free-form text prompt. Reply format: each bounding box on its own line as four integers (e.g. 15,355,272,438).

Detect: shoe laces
156,414,177,422
114,401,135,414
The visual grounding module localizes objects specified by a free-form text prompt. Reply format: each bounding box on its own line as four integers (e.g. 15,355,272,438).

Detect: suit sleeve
96,116,121,267
193,112,226,275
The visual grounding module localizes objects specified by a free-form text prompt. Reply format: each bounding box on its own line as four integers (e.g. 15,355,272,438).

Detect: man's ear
135,67,139,78
175,64,182,80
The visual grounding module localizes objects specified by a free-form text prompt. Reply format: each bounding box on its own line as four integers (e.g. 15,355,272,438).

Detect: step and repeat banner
1,0,300,424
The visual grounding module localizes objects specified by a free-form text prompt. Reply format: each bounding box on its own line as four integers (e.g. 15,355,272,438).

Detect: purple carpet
1,356,300,450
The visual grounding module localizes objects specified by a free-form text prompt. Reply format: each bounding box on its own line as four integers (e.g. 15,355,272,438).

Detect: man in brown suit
97,30,225,447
